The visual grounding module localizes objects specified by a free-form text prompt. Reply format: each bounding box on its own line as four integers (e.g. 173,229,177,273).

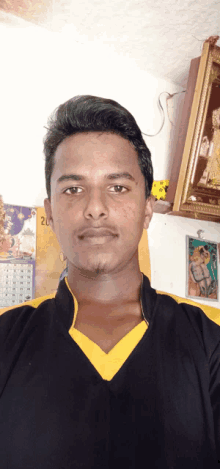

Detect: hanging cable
141,90,186,137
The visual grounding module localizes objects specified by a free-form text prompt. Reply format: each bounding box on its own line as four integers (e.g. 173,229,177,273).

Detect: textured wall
0,0,220,86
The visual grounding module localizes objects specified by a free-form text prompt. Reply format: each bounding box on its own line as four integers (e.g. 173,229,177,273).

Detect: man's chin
70,252,121,278
82,260,113,276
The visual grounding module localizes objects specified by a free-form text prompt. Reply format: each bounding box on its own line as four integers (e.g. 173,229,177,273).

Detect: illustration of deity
188,245,217,298
197,106,220,189
205,106,220,188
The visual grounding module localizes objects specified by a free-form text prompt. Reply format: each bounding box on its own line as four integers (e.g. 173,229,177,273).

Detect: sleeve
209,339,220,460
0,306,34,397
180,301,220,460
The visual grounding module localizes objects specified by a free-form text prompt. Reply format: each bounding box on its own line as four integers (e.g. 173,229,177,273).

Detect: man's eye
64,187,83,194
109,185,127,193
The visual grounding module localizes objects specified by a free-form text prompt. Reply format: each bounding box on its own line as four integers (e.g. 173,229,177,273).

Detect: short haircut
43,95,153,200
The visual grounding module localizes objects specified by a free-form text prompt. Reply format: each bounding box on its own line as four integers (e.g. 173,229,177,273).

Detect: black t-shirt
0,275,219,468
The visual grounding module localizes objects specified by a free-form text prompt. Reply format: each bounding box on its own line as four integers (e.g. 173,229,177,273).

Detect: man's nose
83,189,108,220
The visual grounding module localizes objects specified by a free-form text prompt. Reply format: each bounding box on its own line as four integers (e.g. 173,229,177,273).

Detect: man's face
44,132,154,276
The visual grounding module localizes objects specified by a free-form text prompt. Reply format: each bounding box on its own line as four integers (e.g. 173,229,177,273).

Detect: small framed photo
186,236,218,301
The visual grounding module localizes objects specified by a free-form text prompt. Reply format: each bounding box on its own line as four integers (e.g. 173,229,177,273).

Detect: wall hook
197,229,204,239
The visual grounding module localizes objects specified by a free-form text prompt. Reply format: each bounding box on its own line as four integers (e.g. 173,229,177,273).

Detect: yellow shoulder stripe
1,286,219,328
0,292,56,316
157,291,220,326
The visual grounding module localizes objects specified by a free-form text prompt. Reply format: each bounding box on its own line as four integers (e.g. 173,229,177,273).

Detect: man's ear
44,198,55,232
143,195,155,230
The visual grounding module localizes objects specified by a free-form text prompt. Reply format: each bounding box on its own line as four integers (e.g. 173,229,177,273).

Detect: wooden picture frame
167,41,220,222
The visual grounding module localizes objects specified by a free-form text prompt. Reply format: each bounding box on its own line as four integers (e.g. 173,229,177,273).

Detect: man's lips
78,228,118,239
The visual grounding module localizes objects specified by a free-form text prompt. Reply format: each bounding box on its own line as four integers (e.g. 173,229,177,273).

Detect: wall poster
0,199,36,308
35,206,67,298
186,235,218,301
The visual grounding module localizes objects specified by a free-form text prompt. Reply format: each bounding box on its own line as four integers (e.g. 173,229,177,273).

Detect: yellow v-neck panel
65,277,148,381
69,321,147,380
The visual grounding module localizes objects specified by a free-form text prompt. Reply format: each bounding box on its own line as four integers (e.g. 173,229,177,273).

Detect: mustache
78,227,118,238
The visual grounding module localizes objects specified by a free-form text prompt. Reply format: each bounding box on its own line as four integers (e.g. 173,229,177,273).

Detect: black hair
43,95,153,200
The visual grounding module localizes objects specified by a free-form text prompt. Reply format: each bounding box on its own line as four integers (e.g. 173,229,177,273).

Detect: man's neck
67,260,143,309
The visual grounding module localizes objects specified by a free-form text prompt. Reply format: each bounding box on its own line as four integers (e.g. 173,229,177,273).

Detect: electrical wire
141,90,186,137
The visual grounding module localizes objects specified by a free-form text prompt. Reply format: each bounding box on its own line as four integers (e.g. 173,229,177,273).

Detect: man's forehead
52,132,140,175
55,131,135,154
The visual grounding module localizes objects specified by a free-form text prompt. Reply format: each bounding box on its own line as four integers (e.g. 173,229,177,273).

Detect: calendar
0,201,36,308
0,262,34,307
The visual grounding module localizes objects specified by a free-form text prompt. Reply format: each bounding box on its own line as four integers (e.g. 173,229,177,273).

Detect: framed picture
173,41,220,222
186,236,218,301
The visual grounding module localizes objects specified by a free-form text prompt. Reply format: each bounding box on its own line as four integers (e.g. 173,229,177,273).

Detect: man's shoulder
156,290,220,327
0,292,56,317
0,292,56,316
155,289,220,357
0,293,56,341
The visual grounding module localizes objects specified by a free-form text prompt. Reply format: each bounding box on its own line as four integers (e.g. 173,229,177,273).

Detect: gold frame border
173,42,220,220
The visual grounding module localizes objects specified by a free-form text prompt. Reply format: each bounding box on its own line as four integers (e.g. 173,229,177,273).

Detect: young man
0,96,219,468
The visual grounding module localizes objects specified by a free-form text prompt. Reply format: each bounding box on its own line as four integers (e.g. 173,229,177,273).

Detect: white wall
0,13,219,308
148,213,220,308
0,13,184,208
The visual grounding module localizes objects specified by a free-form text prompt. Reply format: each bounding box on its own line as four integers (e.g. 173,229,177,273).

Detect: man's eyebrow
57,174,84,184
57,172,135,184
105,172,135,181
